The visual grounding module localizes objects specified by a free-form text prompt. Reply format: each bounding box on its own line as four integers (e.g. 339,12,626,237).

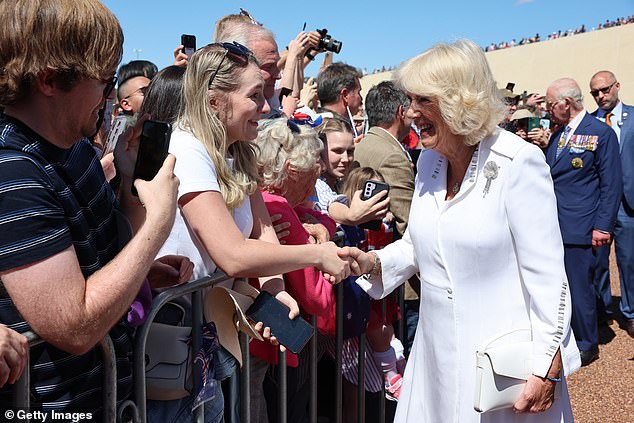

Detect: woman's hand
302,222,330,244
173,45,189,67
527,127,550,149
299,77,318,111
512,375,557,413
147,255,194,288
0,326,28,388
252,290,299,353
316,242,351,283
338,247,375,276
270,214,291,244
514,349,562,413
287,31,313,61
348,189,390,225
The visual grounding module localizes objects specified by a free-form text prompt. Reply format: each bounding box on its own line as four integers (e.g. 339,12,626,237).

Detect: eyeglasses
545,99,563,110
590,81,616,97
208,42,252,88
101,75,118,98
123,85,148,100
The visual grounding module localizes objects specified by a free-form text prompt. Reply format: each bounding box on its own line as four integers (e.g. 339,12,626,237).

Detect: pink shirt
250,191,337,366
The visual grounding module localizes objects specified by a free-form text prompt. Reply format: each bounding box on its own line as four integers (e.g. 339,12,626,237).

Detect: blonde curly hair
255,118,323,193
394,39,505,146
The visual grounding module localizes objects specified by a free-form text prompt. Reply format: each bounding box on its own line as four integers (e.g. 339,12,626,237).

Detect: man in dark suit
589,70,634,338
544,77,622,366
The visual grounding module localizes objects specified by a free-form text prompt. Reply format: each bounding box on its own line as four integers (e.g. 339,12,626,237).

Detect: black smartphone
181,34,196,58
246,291,313,354
131,120,171,196
359,180,390,231
278,87,293,104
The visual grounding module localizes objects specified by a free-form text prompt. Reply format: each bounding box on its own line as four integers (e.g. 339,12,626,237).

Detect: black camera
316,28,342,54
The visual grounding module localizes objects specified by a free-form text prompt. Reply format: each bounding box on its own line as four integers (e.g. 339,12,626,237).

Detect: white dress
358,129,580,423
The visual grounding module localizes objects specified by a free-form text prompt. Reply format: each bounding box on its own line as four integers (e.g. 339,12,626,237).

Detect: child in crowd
341,167,406,401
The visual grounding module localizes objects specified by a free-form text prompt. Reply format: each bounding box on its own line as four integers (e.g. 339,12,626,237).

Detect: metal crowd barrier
13,271,407,423
13,332,121,422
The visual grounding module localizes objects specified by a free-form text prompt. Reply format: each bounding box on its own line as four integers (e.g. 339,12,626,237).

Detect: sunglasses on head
208,42,252,88
123,84,148,100
590,81,616,97
287,119,301,134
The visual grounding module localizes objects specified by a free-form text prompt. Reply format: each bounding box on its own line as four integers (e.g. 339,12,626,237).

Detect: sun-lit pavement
567,248,634,423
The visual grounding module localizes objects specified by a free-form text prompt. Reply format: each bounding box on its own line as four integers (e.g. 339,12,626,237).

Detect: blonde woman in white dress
343,39,581,423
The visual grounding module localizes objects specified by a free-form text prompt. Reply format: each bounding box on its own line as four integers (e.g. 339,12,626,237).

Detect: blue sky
103,0,633,76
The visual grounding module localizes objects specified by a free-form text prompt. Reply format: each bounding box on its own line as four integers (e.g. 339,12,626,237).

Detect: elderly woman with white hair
344,39,581,422
251,118,337,422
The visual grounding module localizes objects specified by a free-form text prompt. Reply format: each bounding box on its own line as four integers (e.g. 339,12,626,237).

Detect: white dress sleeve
504,143,572,377
356,226,418,299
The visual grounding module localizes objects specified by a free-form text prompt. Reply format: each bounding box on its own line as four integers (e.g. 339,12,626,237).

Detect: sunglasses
239,8,263,26
208,42,252,88
287,119,301,134
101,75,118,98
123,85,148,100
590,81,616,97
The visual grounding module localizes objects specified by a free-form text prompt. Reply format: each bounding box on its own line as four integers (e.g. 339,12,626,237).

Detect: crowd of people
0,1,632,423
484,14,634,52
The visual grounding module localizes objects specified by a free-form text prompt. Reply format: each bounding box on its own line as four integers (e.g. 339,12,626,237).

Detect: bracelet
545,375,561,383
368,252,382,277
305,52,315,61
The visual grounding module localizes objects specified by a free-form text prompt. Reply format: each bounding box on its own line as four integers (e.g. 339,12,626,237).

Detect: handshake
317,243,377,284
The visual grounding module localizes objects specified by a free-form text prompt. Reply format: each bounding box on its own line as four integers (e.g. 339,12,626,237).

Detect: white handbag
473,328,562,412
474,328,536,412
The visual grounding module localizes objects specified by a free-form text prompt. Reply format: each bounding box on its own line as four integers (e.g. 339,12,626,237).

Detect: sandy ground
567,247,634,422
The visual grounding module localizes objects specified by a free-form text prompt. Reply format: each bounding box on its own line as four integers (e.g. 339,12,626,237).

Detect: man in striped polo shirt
0,0,180,417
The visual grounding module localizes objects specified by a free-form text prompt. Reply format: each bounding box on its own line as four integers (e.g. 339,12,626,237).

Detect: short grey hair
215,21,275,49
255,118,323,192
550,78,584,110
365,81,411,128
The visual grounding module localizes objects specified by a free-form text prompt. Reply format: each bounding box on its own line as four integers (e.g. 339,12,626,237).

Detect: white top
358,129,580,423
158,128,253,285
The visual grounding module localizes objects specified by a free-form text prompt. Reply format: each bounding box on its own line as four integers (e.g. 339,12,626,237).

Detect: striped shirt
0,115,132,416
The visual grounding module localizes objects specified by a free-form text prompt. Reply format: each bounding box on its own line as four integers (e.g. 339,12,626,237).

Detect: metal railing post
277,348,287,423
13,331,43,423
357,332,366,423
335,282,343,423
240,332,251,423
191,289,204,423
100,335,118,422
133,274,230,423
309,315,318,423
379,299,387,423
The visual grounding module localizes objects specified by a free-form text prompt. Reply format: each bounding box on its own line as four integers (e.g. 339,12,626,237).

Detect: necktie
556,125,572,158
604,111,613,127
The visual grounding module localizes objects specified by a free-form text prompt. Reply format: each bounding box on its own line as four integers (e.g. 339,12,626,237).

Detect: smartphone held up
181,34,196,58
131,120,172,196
359,180,390,231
